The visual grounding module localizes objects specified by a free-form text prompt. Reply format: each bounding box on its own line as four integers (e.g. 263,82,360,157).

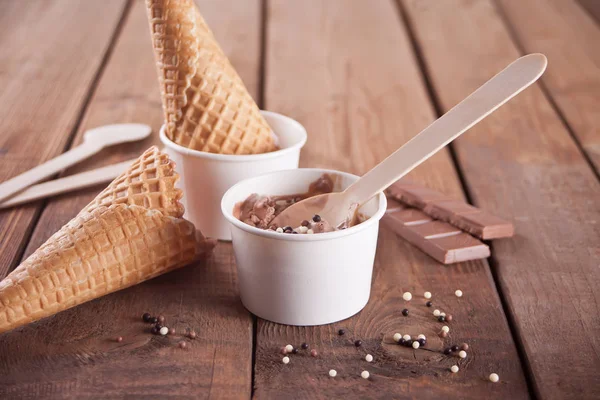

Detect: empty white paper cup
221,168,387,326
160,111,307,240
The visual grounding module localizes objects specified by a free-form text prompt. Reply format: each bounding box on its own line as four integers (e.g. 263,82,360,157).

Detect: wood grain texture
0,0,260,398
497,0,600,173
402,1,600,399
256,0,529,398
0,0,127,279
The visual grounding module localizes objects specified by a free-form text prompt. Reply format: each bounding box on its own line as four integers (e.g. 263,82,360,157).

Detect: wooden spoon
0,123,151,203
270,53,547,230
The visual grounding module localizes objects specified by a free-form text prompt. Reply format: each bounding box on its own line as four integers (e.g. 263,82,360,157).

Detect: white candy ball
433,309,441,317
282,356,290,364
285,344,294,353
365,354,373,362
455,290,463,298
441,326,450,333
440,312,446,317
307,229,314,234
402,292,412,301
459,350,467,359
424,291,432,299
417,334,426,340
412,341,420,349
403,334,411,341
329,369,337,377
489,373,499,383
159,326,169,336
275,227,284,233
361,370,370,379
393,333,402,342
450,365,459,373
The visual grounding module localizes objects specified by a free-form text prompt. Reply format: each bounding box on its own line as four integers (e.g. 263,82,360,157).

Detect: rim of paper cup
159,111,307,163
221,168,387,242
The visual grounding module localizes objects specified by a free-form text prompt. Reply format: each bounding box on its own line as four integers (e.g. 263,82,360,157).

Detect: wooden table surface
0,0,598,399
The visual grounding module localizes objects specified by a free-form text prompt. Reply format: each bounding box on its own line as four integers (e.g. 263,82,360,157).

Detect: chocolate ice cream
234,174,343,233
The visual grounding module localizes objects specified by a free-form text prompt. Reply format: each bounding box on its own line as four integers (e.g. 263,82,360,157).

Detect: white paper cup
221,168,387,326
160,111,307,240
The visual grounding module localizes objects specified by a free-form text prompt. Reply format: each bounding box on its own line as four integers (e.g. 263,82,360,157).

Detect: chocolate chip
451,345,459,352
301,343,309,350
402,309,409,316
150,326,159,335
438,315,446,322
142,313,152,322
301,220,310,227
418,338,426,346
355,340,362,347
398,338,406,345
150,317,158,324
158,315,165,323
443,348,452,355
292,348,299,354
426,301,433,307
338,329,345,336
312,215,322,222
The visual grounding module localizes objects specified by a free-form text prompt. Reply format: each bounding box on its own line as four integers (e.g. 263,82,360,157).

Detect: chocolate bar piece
387,181,513,240
382,201,490,264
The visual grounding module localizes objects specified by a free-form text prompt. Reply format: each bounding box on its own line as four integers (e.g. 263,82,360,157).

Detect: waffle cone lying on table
0,147,215,334
146,0,277,154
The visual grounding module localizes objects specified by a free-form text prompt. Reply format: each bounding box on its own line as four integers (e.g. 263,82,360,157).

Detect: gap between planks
491,0,600,181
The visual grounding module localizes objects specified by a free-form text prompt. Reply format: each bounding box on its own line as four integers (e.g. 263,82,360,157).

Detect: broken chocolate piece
387,181,513,240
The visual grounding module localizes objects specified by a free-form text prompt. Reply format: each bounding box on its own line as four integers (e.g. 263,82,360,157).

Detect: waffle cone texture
146,0,278,154
0,147,215,334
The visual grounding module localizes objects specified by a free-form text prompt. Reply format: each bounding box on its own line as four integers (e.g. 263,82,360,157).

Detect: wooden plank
256,0,529,398
0,0,127,278
0,0,259,397
401,1,600,399
497,0,600,173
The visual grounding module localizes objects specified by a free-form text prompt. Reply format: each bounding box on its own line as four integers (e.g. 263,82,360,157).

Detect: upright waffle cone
0,147,215,334
146,0,278,154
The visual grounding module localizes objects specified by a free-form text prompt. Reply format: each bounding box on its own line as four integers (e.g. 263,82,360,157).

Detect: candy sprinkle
361,370,370,379
450,365,459,373
393,333,402,342
489,373,500,383
455,290,463,298
402,292,412,301
433,309,441,317
403,334,411,341
459,350,467,359
365,354,373,362
424,291,432,299
329,369,337,377
412,341,420,349
285,344,294,353
282,356,290,364
441,326,450,333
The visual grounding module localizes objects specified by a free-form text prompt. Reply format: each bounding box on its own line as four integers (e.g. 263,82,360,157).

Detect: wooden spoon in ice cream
271,54,547,230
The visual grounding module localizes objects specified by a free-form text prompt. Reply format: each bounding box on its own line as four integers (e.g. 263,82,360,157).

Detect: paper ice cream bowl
160,111,307,241
221,168,387,326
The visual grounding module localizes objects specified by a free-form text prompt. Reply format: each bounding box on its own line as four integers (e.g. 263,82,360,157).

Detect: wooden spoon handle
343,53,547,205
0,159,134,209
0,141,102,203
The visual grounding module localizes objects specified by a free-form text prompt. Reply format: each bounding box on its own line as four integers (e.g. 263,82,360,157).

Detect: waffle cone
146,0,278,154
0,147,215,334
